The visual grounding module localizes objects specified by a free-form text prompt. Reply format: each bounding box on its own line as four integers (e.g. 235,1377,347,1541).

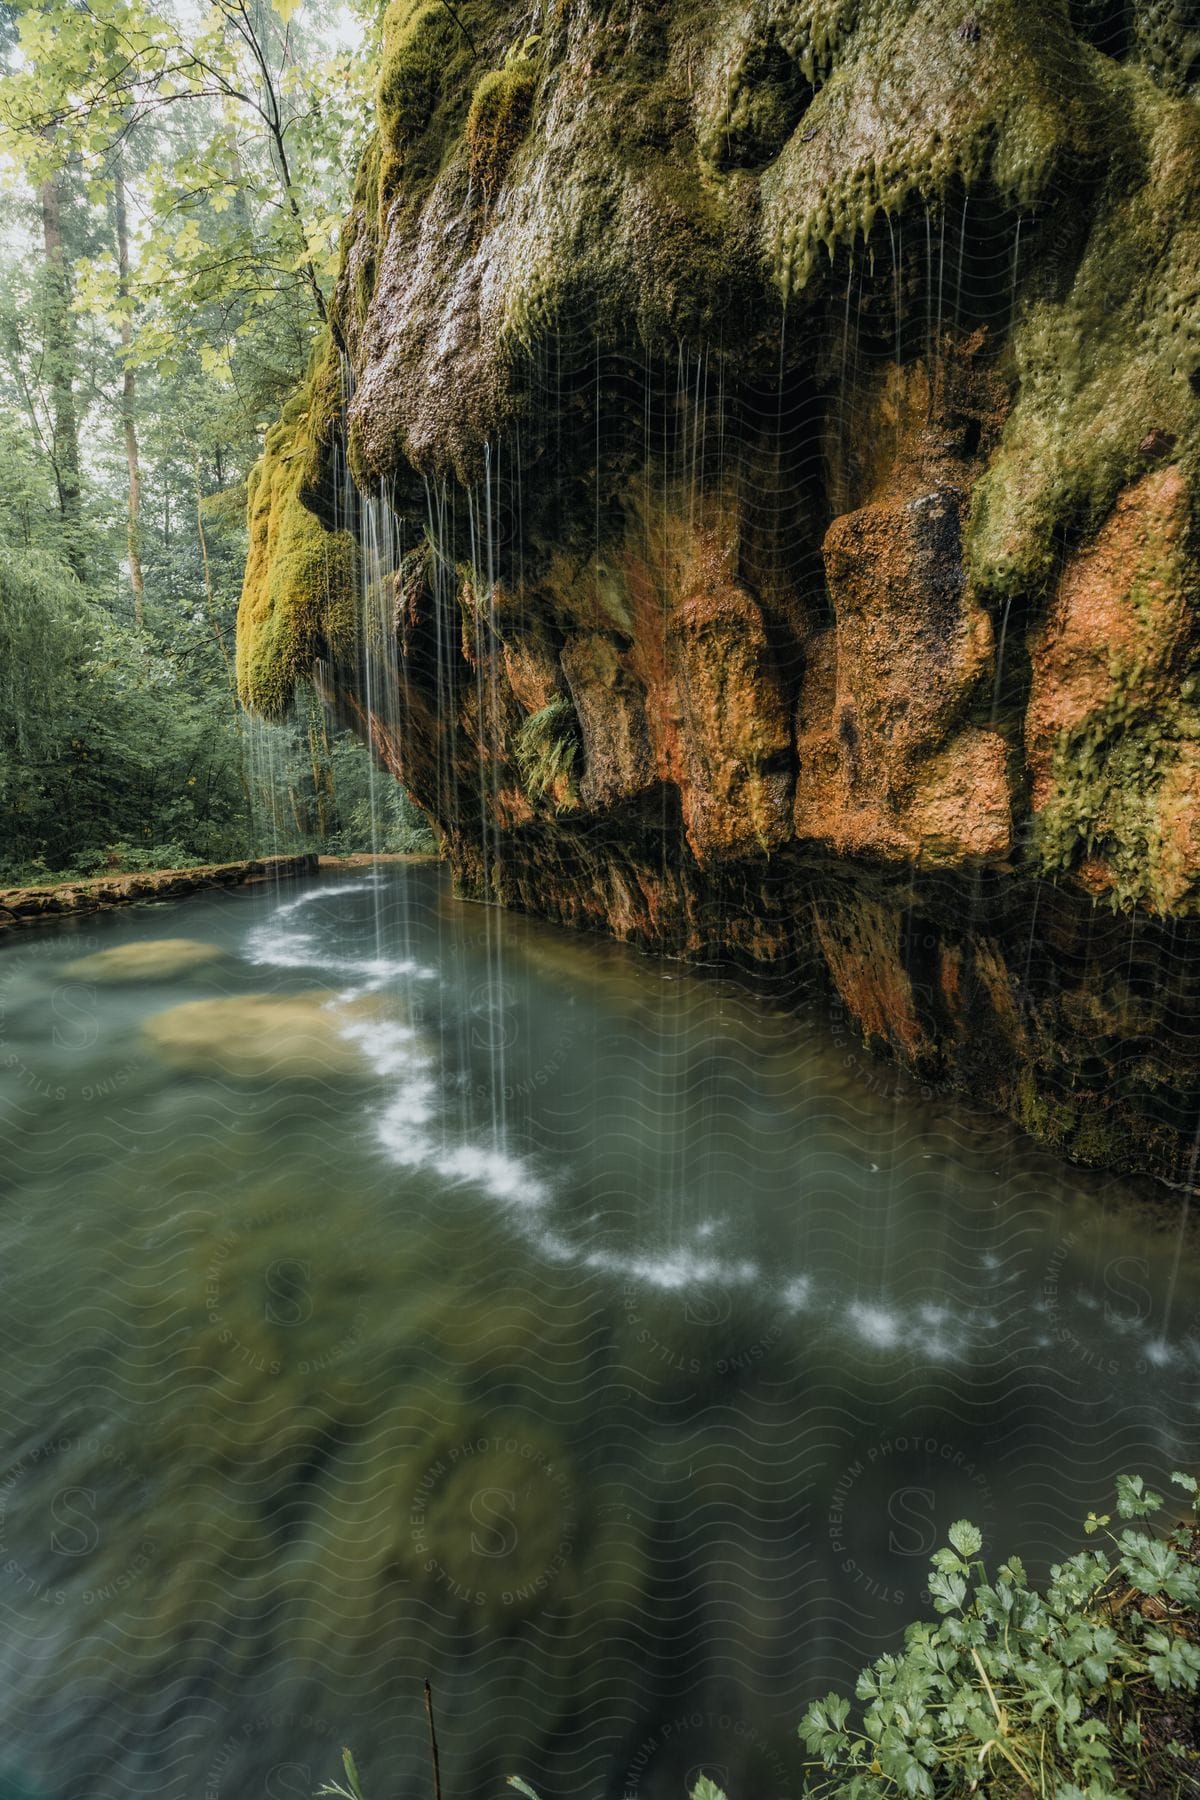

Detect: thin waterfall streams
1,863,1198,1799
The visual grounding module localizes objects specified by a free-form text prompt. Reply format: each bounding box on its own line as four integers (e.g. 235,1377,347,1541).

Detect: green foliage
514,696,579,808
0,538,428,884
800,1472,1200,1798
348,1477,1200,1800
0,544,251,879
0,0,438,877
500,1772,730,1799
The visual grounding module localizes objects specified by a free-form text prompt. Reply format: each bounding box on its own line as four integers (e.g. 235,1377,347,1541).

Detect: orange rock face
311,351,1200,1185
560,632,655,813
1025,464,1200,910
795,484,1010,865
1026,465,1194,808
812,896,934,1064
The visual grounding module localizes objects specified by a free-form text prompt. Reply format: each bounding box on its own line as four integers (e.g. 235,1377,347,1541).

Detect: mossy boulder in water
62,938,224,982
143,994,371,1079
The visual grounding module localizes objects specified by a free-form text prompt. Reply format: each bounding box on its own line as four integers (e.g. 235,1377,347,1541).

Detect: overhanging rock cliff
238,0,1200,1183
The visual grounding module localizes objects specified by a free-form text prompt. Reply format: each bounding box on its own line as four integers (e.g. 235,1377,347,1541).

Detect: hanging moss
376,0,482,215
759,0,1101,301
1133,0,1200,92
235,364,359,724
466,61,536,204
378,1,453,158
968,69,1200,604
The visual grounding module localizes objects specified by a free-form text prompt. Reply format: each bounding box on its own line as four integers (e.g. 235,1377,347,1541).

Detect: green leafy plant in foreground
801,1472,1200,1798
328,1476,1200,1800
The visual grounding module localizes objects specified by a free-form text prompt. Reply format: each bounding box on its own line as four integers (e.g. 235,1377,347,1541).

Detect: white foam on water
375,1083,439,1162
235,890,1157,1373
245,928,322,970
534,1228,581,1263
846,1302,901,1349
338,1016,425,1078
245,888,435,985
434,1144,549,1208
278,880,380,913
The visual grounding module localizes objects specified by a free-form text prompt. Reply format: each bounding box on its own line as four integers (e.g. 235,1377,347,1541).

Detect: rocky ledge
0,855,320,933
237,0,1200,1184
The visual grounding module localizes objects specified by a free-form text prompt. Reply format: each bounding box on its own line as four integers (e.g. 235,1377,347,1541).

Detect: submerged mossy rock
61,939,225,982
237,0,1200,1179
143,994,372,1079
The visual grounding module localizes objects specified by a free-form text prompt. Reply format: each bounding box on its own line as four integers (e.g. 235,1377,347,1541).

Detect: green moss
514,696,579,809
1134,0,1200,93
1069,1100,1122,1165
377,0,452,150
1012,1066,1080,1149
968,70,1200,602
1031,661,1200,913
236,361,359,723
703,1,853,170
295,328,344,515
376,0,480,213
337,137,383,336
761,0,1100,301
466,61,536,204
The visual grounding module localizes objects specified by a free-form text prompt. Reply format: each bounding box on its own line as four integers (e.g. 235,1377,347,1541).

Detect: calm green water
0,864,1197,1800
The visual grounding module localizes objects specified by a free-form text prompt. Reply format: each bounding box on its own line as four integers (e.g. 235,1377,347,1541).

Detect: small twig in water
424,1678,443,1800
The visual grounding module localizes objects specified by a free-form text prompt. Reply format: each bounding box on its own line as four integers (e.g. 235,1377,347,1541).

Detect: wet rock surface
237,0,1200,1180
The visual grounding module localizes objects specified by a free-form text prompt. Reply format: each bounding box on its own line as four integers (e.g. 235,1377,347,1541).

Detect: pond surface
0,864,1197,1800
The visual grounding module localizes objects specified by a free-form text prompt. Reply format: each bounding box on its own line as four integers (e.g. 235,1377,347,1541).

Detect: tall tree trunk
40,164,83,579
114,148,145,630
193,464,235,697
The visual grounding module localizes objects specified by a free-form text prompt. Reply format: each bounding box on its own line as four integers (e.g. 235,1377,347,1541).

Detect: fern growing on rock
514,696,580,810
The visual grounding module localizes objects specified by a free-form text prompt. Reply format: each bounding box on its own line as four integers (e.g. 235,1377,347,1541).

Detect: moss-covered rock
235,0,1200,1177
236,347,358,722
466,60,536,205
62,938,224,982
